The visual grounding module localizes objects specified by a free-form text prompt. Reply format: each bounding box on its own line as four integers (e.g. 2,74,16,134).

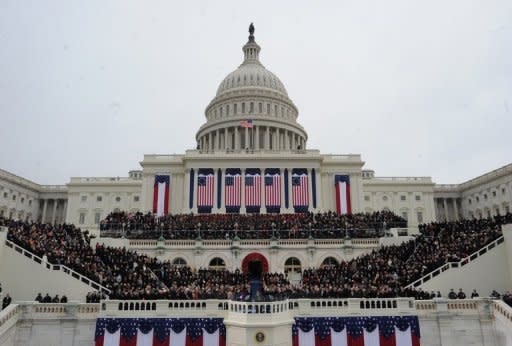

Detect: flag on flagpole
153,175,170,217
239,119,253,128
335,175,351,215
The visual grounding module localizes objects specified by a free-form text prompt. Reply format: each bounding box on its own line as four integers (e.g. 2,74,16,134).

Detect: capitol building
0,25,512,346
1,26,511,231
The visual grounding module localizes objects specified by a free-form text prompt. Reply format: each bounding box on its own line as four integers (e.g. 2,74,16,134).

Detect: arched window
172,257,187,268
284,257,301,274
321,257,338,268
209,257,226,271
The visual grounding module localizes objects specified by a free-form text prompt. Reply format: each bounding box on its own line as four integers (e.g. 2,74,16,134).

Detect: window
94,212,101,225
226,105,230,115
468,199,472,205
28,200,32,206
400,195,406,201
250,102,254,113
134,196,140,202
115,196,121,202
173,257,187,268
220,106,223,116
364,195,370,202
484,194,488,200
258,103,262,113
415,195,421,201
3,192,7,198
382,196,388,201
209,257,226,271
284,257,301,274
274,105,278,115
81,195,87,202
79,213,85,225
234,104,238,114
417,212,423,223
267,103,270,114
503,188,506,195
321,257,338,268
21,197,25,204
242,103,245,113
492,191,496,197
12,195,16,201
476,196,480,202
96,196,102,202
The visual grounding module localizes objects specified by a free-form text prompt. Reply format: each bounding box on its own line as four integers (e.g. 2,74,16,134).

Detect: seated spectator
457,288,466,299
52,295,60,303
471,289,479,298
35,293,43,303
60,295,68,303
43,293,52,303
2,294,12,310
448,289,457,299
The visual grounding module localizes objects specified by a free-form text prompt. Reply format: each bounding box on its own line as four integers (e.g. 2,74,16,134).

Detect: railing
101,300,228,317
4,239,111,294
99,298,414,317
0,304,21,336
406,236,505,288
492,300,512,325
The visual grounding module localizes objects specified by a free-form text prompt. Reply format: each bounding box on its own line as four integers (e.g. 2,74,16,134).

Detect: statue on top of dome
249,23,255,36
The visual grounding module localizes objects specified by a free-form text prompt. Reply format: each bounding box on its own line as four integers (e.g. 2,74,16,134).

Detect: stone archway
241,252,269,274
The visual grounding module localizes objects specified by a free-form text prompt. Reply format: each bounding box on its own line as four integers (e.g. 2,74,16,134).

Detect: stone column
213,169,218,213
220,168,226,213
51,199,58,225
287,169,293,213
255,126,260,150
240,169,246,213
192,171,198,213
443,198,449,221
62,199,68,223
208,132,213,152
41,199,47,223
184,169,191,212
215,130,220,151
245,127,249,150
265,127,270,150
454,198,459,220
235,127,240,151
284,130,289,151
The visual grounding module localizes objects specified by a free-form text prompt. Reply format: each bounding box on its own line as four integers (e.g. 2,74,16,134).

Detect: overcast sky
0,0,511,185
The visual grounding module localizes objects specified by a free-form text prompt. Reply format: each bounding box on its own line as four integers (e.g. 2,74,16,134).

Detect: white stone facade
1,32,510,230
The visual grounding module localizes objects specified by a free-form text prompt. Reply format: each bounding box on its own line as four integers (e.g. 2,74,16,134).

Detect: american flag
95,317,226,346
292,172,309,207
239,119,253,128
197,172,214,208
264,171,281,207
245,172,261,207
335,174,352,215
292,316,420,346
225,171,241,207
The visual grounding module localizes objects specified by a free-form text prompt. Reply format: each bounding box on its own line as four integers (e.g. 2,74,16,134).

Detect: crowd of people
34,293,68,303
2,213,511,302
99,210,407,239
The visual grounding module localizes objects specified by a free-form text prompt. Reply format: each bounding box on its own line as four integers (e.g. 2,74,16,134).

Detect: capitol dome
215,62,288,97
196,24,308,154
